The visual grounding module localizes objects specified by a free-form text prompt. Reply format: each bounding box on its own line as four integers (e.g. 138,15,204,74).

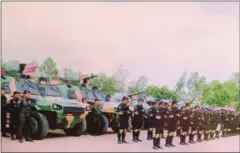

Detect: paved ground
2,130,240,152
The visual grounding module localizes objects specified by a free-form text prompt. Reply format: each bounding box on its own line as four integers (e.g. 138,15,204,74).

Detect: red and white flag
23,63,38,76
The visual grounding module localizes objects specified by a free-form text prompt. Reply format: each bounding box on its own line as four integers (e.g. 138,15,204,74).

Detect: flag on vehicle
22,63,38,76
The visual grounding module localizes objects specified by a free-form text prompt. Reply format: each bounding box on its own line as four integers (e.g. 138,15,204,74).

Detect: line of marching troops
116,97,240,149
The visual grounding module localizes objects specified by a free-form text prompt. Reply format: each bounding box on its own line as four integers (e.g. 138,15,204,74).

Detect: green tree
146,85,180,101
88,73,120,96
202,80,238,107
40,57,59,77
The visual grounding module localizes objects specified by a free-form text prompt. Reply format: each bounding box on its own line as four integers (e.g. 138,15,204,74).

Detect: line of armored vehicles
1,62,150,140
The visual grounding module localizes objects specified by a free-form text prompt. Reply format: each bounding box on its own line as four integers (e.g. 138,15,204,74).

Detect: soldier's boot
10,132,16,140
147,130,151,140
2,132,8,137
183,135,188,145
18,133,24,143
165,136,171,147
117,132,122,144
180,135,185,145
157,138,163,149
216,131,220,138
189,134,196,143
204,134,208,141
209,133,213,140
25,137,33,142
169,136,176,147
150,131,153,140
136,131,142,142
153,138,159,150
133,131,137,142
122,131,128,143
189,134,193,143
197,134,202,142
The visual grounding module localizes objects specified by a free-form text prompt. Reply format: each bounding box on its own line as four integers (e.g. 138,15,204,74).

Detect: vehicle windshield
68,90,77,99
80,89,96,100
41,86,61,97
16,82,40,95
1,82,11,94
93,90,106,101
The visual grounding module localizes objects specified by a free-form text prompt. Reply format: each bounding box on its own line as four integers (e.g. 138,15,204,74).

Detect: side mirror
114,107,118,112
40,87,45,96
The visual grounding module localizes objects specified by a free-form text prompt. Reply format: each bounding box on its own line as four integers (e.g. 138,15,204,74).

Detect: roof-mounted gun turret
81,73,98,87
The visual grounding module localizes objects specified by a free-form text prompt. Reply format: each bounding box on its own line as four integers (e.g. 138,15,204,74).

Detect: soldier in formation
146,102,157,140
132,98,145,142
152,102,165,149
165,101,180,147
18,90,34,143
116,96,130,144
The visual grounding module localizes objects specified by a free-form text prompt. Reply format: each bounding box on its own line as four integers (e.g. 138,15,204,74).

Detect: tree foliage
40,57,59,77
146,86,180,101
88,73,120,96
128,76,148,94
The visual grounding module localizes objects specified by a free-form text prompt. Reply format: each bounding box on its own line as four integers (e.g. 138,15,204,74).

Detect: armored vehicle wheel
64,118,87,136
100,114,109,134
30,112,49,140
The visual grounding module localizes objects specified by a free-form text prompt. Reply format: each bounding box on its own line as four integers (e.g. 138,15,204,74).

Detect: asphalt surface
2,130,240,152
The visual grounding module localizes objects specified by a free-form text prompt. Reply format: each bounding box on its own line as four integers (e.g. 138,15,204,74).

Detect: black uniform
18,98,33,142
214,110,221,138
1,94,8,136
8,98,22,139
180,108,191,145
117,102,130,144
197,110,204,142
87,105,102,135
189,109,198,143
152,107,165,149
132,104,144,142
165,106,181,147
146,106,156,140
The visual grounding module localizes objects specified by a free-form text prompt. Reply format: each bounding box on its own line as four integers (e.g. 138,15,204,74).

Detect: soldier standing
1,88,8,137
179,103,191,145
189,105,200,144
162,102,169,138
132,99,145,142
18,90,34,143
214,109,221,138
165,101,181,147
197,107,204,142
152,102,166,149
146,102,157,140
8,91,22,140
117,96,130,144
90,99,102,136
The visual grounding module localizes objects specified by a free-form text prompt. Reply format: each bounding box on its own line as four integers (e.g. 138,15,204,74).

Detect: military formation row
1,73,240,146
115,97,240,149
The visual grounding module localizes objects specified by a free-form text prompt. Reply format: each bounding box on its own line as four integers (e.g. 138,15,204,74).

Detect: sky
2,2,239,89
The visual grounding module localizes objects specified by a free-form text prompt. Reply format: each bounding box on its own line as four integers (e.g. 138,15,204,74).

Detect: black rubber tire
100,114,109,133
65,118,87,136
30,112,49,140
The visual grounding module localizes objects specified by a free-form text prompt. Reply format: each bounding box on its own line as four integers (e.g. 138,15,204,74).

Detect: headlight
52,103,62,110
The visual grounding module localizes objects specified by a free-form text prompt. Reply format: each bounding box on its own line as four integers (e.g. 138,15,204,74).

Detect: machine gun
81,73,98,87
